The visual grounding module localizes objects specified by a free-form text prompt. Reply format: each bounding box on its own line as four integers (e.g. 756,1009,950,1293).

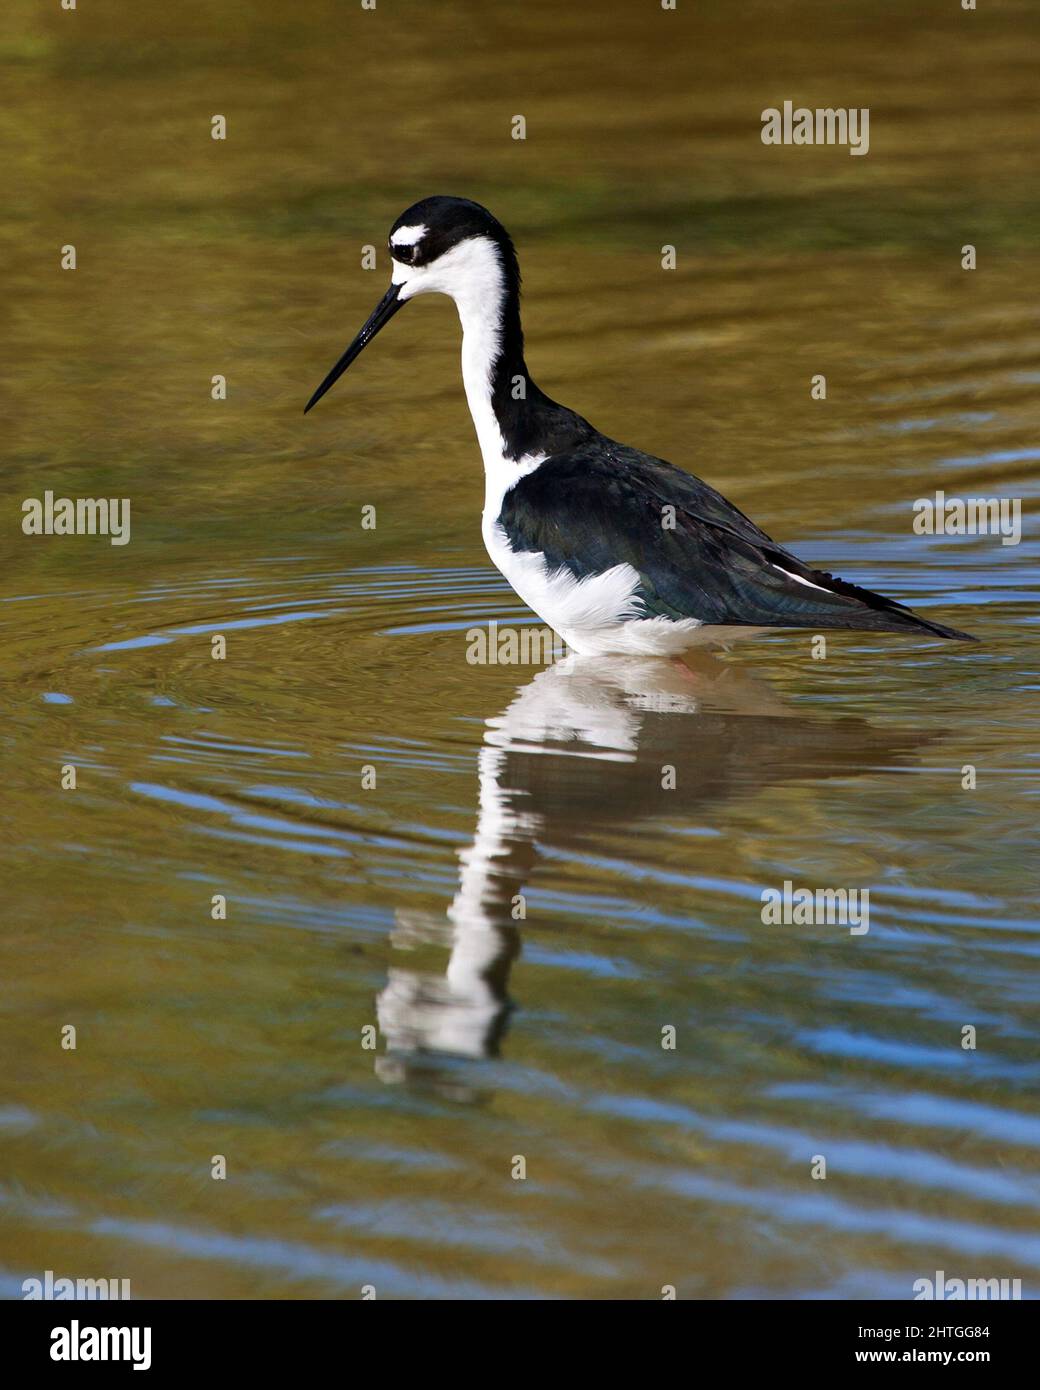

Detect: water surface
2,0,1039,1299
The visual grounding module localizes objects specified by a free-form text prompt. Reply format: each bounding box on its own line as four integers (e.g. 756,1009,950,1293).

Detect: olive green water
2,0,1039,1299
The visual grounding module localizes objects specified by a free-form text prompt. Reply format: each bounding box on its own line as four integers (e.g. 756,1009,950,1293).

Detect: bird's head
304,196,518,414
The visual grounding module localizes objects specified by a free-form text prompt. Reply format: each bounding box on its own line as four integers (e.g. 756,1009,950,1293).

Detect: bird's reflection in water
375,652,927,1091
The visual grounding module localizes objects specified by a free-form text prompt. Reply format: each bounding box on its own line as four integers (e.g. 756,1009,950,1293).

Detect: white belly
481,517,704,656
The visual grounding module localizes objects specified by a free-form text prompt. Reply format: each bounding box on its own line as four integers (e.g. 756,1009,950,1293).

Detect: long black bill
304,282,406,414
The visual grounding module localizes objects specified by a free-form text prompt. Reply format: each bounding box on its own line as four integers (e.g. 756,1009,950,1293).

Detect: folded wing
498,444,974,639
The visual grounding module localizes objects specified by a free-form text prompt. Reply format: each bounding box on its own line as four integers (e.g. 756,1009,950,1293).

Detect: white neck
394,235,544,512
458,291,546,526
455,281,509,477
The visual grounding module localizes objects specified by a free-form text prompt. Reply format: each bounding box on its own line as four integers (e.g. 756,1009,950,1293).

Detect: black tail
791,561,978,641
870,609,978,641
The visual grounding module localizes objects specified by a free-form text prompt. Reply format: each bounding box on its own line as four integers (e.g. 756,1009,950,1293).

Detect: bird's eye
391,242,416,265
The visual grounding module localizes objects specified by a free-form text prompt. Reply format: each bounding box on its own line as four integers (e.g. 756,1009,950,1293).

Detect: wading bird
305,197,974,653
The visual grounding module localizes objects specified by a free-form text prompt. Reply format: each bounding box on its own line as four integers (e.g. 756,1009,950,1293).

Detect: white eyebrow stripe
390,223,427,248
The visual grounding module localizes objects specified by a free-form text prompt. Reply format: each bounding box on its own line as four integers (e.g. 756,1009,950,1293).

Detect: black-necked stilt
305,196,975,653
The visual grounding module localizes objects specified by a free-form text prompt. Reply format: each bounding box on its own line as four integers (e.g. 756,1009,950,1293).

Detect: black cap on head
388,196,518,280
